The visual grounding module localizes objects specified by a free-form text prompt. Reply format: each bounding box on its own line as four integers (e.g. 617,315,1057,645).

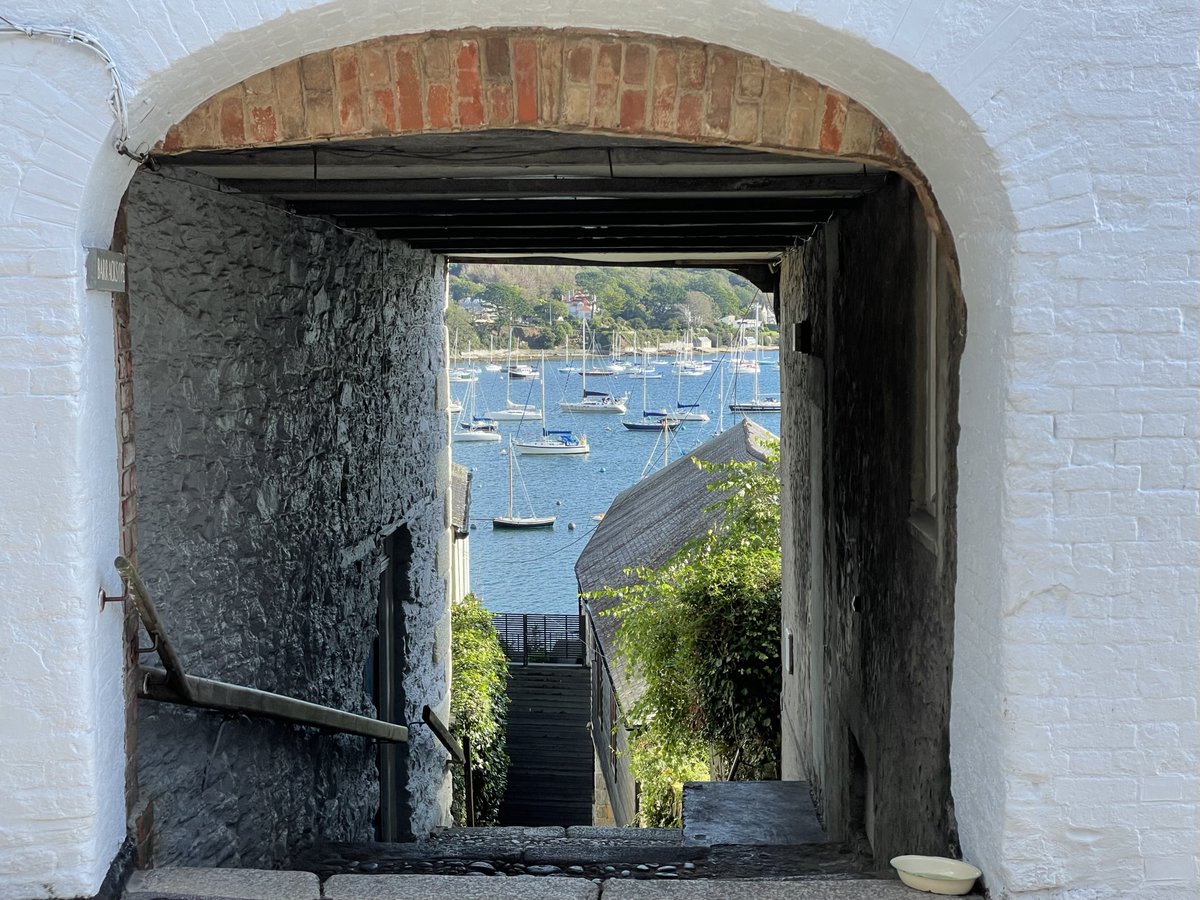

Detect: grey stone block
565,828,681,843
125,867,320,899
323,874,600,899
599,880,914,899
682,782,826,846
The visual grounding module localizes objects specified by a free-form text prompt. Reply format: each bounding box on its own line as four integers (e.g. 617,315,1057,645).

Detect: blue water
452,353,781,614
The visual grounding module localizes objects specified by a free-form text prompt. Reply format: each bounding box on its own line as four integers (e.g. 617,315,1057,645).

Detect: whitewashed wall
0,1,1195,898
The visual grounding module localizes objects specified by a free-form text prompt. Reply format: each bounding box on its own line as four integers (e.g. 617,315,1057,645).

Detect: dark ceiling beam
334,210,830,230
395,235,807,252
291,197,853,217
225,173,888,200
372,225,814,241
447,257,782,289
161,145,872,172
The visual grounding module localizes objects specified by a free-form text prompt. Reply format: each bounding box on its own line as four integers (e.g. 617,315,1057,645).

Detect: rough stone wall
125,169,450,867
779,176,965,868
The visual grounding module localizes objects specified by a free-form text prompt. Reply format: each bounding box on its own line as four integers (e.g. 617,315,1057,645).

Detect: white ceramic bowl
890,855,982,895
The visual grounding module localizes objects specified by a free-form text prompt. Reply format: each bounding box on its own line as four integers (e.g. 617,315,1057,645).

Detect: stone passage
501,666,593,826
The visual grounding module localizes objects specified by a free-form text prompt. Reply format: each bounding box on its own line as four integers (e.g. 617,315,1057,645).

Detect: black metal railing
491,613,586,665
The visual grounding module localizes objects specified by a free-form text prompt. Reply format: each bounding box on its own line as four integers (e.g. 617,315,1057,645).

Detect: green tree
590,443,782,825
483,282,533,325
449,593,510,825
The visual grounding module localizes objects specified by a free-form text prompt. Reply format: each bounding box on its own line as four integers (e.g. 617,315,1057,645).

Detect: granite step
125,870,917,900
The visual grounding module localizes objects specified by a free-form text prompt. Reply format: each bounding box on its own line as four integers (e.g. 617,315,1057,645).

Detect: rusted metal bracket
115,556,192,701
99,581,131,609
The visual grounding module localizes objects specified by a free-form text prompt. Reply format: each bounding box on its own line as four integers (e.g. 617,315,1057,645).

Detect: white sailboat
560,319,628,414
492,439,556,529
728,321,780,412
484,334,503,372
671,359,710,422
452,379,501,443
558,334,579,374
513,355,590,455
487,330,543,421
622,366,682,432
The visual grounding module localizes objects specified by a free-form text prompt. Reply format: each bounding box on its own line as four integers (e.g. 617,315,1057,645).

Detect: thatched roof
575,418,775,715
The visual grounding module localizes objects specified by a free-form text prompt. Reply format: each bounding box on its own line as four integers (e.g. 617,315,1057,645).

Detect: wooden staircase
499,664,593,826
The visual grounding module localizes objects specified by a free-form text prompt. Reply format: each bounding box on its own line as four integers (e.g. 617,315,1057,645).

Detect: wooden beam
225,173,887,200
374,225,812,241
290,197,854,217
395,235,806,251
333,211,830,230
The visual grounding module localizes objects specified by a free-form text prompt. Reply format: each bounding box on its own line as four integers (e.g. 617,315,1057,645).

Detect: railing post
522,614,528,666
463,733,475,826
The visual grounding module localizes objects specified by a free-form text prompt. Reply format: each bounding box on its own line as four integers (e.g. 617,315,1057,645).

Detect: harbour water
451,352,782,614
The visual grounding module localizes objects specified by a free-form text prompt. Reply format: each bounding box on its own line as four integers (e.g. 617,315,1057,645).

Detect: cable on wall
0,14,146,162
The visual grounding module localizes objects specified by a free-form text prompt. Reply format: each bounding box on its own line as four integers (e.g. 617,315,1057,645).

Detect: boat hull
453,430,501,442
622,419,683,432
728,402,782,412
513,441,590,455
493,515,556,529
560,401,627,415
486,408,543,421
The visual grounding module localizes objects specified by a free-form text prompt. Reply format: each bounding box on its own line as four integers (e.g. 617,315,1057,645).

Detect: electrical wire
0,15,145,162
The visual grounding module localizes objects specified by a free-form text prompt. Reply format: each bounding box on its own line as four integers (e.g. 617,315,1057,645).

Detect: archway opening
117,28,964,878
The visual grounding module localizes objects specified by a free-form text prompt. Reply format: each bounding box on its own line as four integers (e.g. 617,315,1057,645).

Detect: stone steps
124,868,916,900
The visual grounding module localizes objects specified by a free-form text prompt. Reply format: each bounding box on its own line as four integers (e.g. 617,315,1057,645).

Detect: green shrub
449,593,510,825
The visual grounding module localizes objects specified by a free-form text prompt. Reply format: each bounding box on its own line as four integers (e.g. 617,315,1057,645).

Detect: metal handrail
114,556,408,744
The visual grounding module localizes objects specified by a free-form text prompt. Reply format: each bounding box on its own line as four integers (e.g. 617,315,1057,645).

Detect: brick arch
160,28,914,179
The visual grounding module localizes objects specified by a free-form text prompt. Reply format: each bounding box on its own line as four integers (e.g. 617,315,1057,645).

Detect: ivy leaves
590,443,782,825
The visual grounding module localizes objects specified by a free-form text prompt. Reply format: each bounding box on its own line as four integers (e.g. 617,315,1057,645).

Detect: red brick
737,57,765,99
250,106,277,143
839,101,875,156
566,42,592,84
593,42,622,128
218,92,245,145
818,89,848,153
680,45,706,90
483,36,510,79
488,84,514,125
705,48,737,135
369,89,396,132
619,89,647,131
273,60,306,142
360,41,392,86
394,45,424,131
786,76,821,148
304,90,335,137
759,67,791,146
650,48,678,132
677,92,703,137
423,37,451,80
427,83,453,128
874,127,899,160
538,39,563,123
455,42,485,127
160,127,183,153
333,48,363,134
300,52,334,93
514,39,539,123
624,43,650,85
730,100,759,143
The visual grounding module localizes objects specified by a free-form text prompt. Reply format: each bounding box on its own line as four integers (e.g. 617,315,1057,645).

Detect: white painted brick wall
0,1,1196,897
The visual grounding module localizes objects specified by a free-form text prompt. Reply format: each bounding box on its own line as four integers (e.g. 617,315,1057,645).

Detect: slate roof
575,418,775,715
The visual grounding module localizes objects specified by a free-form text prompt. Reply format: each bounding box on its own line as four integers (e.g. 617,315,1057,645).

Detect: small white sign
86,248,126,292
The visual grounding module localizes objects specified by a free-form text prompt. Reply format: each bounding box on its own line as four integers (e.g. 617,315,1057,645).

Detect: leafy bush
449,593,510,825
592,444,782,825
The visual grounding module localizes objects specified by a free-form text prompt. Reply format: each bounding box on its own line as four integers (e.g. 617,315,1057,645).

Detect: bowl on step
890,855,982,895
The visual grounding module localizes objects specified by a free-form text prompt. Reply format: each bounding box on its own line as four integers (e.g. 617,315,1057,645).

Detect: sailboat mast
540,352,547,434
507,441,515,517
718,363,725,431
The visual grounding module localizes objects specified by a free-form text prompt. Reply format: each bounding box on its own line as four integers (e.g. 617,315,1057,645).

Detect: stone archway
130,24,968,871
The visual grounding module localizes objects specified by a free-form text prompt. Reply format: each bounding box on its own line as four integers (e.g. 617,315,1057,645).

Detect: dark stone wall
779,176,964,867
125,170,450,867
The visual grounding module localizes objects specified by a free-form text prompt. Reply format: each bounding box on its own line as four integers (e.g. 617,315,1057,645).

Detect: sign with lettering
86,248,127,292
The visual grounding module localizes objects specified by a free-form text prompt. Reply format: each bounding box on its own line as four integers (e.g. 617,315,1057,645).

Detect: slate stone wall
125,169,450,867
779,175,964,867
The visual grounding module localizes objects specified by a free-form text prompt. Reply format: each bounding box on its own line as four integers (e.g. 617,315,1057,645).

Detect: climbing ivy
449,593,510,826
592,442,782,825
